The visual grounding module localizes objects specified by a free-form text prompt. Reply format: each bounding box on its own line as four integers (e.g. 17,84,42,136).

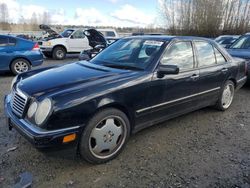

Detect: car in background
0,35,43,75
97,28,119,44
5,36,247,164
227,33,250,83
79,29,108,61
38,25,90,60
215,35,240,48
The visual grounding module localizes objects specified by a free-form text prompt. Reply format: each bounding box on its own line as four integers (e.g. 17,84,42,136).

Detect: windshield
91,38,165,70
61,29,74,37
230,35,250,49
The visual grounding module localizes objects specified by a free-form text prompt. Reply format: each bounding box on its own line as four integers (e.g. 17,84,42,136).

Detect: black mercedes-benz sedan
4,36,247,164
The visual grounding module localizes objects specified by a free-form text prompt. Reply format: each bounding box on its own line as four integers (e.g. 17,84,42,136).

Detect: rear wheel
215,80,235,111
79,108,130,164
10,58,31,75
52,46,66,60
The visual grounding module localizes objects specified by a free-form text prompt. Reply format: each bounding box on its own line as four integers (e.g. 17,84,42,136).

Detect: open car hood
84,29,107,48
39,24,62,40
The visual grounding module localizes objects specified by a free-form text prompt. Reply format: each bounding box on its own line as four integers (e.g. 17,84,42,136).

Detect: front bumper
40,46,53,53
4,94,81,148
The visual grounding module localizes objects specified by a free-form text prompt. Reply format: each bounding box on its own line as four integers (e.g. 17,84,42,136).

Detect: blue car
227,34,250,83
0,35,43,75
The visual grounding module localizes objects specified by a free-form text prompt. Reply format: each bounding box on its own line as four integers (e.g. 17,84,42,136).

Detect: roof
124,35,215,42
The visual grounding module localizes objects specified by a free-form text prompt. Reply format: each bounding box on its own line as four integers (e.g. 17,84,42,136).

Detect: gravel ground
0,58,250,188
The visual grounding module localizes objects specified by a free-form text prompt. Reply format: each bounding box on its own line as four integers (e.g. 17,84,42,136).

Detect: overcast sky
0,0,162,27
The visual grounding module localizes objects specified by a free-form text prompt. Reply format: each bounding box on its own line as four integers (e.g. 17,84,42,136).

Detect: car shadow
0,72,14,78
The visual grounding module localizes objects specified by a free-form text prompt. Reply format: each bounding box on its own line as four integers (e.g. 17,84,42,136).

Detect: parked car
226,34,250,83
38,25,90,60
79,29,108,61
5,36,247,164
215,35,240,48
97,28,119,43
0,35,43,75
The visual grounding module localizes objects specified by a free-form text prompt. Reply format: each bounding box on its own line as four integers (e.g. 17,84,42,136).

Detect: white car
38,25,90,60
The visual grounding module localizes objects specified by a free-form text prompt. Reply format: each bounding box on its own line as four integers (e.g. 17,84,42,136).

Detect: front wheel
52,46,66,60
215,80,235,111
79,108,130,164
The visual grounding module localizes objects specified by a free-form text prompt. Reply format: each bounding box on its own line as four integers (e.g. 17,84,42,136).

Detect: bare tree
160,0,250,36
0,3,10,30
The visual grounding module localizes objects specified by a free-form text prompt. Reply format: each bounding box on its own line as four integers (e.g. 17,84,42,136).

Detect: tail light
32,43,40,51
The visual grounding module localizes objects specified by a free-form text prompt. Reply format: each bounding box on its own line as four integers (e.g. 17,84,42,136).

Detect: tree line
160,0,250,37
0,2,51,31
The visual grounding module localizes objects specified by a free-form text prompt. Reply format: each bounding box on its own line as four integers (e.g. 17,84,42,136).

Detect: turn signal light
63,133,76,143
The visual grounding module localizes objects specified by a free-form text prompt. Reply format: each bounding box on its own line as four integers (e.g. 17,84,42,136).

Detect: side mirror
70,35,74,39
157,64,179,78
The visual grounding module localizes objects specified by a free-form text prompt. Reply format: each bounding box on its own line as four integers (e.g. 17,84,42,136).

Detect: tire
43,52,52,58
215,80,235,111
52,46,66,60
10,58,31,75
79,108,130,164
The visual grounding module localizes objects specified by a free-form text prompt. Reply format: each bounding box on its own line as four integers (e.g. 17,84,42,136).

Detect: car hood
84,29,107,48
16,61,133,97
39,24,62,40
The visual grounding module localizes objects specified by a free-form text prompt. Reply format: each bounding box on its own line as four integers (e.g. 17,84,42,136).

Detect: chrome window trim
136,87,221,114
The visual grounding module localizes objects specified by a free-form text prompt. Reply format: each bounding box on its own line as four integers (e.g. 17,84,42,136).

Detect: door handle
190,74,199,80
221,68,228,73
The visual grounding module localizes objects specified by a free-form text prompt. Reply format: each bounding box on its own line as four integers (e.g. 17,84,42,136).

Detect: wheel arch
94,102,135,133
52,45,67,53
9,57,32,70
228,77,237,88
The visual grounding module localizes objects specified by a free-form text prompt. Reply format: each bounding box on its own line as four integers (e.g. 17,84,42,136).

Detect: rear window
9,38,16,46
0,37,8,47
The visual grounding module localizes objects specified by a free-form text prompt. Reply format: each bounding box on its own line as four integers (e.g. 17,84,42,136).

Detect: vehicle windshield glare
61,29,74,37
230,36,250,49
91,38,165,70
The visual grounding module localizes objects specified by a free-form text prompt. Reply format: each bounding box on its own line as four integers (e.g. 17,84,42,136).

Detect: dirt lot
0,58,250,188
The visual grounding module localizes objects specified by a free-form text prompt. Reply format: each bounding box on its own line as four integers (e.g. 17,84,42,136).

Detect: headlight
35,98,52,125
10,76,18,90
45,41,51,46
27,101,38,118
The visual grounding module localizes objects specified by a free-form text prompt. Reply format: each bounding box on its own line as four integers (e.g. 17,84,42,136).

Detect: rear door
68,30,89,52
147,41,200,123
0,36,12,71
194,41,229,105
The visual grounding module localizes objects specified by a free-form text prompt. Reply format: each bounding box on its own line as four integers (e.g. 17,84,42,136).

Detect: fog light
63,134,76,143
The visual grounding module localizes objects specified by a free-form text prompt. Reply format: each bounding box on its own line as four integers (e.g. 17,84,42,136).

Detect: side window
214,48,227,64
161,41,194,71
72,30,85,39
106,31,115,37
9,38,16,46
0,37,8,47
195,41,216,67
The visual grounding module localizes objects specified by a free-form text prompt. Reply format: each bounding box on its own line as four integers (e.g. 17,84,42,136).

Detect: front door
68,30,89,52
146,41,200,123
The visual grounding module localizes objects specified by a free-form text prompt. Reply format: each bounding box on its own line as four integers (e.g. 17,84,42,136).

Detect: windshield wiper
101,63,144,71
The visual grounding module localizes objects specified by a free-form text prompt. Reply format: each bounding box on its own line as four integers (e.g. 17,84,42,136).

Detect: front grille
11,89,28,117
